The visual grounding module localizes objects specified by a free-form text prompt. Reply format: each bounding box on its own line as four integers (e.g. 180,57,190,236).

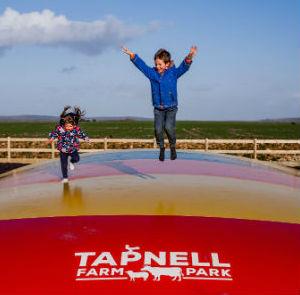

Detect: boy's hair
60,105,86,126
154,49,171,63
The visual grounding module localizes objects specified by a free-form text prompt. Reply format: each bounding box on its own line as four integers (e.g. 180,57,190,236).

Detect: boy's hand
122,46,135,59
187,46,198,59
48,138,54,144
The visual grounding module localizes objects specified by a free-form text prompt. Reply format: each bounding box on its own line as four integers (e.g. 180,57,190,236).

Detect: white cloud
0,7,158,55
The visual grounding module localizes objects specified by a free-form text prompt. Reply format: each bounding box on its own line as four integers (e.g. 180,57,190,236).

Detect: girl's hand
122,46,135,59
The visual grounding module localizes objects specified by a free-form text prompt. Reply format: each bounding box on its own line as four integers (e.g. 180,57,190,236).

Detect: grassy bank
0,121,299,139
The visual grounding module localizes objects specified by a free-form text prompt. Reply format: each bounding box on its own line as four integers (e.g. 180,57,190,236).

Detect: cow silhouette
141,266,183,281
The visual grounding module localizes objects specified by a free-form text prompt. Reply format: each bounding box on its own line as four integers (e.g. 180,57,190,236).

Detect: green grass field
0,121,299,139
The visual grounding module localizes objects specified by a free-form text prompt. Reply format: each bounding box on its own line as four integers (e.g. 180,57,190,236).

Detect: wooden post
130,142,133,149
205,138,209,151
104,137,107,150
51,141,55,159
253,138,257,159
153,137,157,149
7,137,11,162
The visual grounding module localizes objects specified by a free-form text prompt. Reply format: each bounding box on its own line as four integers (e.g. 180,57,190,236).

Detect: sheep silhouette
126,270,149,281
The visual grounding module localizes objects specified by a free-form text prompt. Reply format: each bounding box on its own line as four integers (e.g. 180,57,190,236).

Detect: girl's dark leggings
60,151,80,178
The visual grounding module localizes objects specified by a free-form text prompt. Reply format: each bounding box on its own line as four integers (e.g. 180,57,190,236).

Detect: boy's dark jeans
60,151,80,178
154,107,177,149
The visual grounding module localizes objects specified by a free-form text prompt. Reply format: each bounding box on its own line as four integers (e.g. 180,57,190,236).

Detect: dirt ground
0,163,28,174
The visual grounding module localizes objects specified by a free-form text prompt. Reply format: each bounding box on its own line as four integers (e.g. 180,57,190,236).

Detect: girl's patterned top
49,125,88,153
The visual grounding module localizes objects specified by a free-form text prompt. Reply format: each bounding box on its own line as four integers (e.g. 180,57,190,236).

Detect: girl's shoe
69,162,75,170
61,178,69,183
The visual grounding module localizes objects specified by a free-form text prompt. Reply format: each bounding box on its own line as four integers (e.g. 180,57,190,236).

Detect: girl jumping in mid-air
49,106,89,183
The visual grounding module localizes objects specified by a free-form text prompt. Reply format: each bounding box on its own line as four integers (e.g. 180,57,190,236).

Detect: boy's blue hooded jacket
131,54,192,109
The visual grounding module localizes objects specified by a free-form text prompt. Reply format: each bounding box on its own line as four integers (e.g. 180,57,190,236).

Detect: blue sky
0,0,299,120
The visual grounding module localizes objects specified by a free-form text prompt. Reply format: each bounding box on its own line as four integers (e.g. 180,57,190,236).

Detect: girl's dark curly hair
73,106,86,124
59,105,86,126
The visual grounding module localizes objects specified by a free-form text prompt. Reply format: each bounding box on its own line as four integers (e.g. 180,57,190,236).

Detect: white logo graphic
75,244,233,282
141,266,183,281
126,270,149,281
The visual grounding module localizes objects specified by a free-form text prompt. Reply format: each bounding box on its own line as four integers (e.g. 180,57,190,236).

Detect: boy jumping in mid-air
122,46,197,161
49,106,89,183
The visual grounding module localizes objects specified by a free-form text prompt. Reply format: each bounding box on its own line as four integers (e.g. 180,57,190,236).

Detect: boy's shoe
61,178,69,183
170,147,177,160
159,148,165,161
69,162,75,171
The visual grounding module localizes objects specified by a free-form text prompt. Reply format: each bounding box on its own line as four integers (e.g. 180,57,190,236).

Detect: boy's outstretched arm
186,46,198,62
122,46,157,80
176,45,198,78
122,46,135,60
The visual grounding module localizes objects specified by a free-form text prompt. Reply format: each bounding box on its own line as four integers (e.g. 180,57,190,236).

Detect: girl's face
155,58,170,74
64,123,74,131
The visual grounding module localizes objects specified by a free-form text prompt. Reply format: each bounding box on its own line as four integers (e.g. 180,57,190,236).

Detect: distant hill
90,116,152,121
261,117,300,122
0,115,59,122
0,115,152,122
0,115,299,122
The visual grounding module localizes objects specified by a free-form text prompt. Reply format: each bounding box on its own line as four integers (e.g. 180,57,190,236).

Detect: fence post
7,137,11,162
205,138,209,151
51,141,55,159
253,138,257,159
104,137,107,150
153,137,157,149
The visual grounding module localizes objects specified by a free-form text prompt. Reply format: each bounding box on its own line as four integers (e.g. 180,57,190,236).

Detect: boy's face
155,58,170,74
64,123,74,131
